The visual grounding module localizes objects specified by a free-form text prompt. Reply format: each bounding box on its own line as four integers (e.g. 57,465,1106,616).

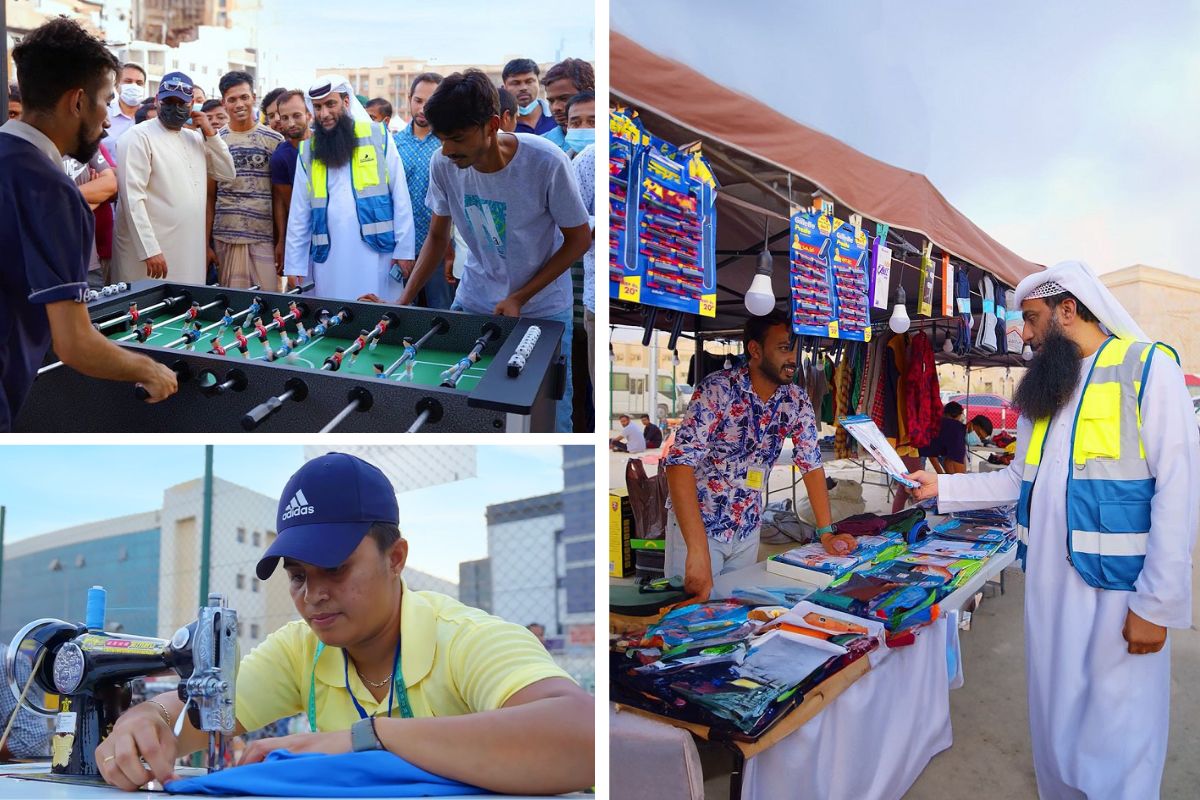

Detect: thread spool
86,586,106,631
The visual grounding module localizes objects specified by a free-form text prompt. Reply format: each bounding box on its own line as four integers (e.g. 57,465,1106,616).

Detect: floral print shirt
665,366,822,543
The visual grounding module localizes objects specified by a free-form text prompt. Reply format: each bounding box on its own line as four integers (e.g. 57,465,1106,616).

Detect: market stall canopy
610,31,1042,346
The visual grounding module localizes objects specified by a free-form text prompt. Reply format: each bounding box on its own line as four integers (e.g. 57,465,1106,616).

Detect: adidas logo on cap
281,489,315,521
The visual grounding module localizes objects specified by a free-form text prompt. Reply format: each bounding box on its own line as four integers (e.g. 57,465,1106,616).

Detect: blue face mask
564,127,595,151
518,99,539,116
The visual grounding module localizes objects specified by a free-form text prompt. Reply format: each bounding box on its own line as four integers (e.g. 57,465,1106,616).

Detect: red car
949,393,1015,434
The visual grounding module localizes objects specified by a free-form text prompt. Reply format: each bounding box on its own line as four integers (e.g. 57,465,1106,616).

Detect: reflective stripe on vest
1015,337,1178,591
300,119,395,263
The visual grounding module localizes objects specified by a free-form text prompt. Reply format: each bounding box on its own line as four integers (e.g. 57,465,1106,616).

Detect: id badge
389,264,407,286
745,465,767,491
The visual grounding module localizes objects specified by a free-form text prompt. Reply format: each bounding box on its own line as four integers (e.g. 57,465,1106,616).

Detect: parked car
949,393,1015,434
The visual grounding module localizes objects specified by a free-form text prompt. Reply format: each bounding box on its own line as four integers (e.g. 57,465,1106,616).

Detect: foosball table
15,281,565,433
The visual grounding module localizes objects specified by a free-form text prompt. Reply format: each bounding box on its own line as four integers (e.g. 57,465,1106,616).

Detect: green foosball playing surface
107,311,493,391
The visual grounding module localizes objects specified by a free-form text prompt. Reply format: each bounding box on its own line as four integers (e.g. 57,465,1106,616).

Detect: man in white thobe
112,71,235,285
283,76,414,301
910,260,1199,799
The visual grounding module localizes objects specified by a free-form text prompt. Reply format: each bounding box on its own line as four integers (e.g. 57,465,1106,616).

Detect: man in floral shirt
664,310,837,601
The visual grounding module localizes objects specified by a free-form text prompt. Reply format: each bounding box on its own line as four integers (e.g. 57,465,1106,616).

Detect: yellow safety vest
300,119,394,262
1016,337,1179,590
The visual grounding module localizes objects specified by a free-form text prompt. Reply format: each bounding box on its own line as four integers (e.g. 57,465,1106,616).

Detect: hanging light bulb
1022,343,1033,361
745,217,776,316
723,341,732,370
942,337,954,354
672,349,680,366
609,342,615,364
889,285,910,334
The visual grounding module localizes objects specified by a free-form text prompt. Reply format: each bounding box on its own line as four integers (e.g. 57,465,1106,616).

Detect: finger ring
104,755,117,763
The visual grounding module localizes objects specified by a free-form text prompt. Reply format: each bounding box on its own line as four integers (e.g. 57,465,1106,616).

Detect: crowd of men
1,18,597,431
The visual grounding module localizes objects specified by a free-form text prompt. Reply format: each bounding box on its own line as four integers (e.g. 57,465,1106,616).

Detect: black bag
625,458,668,540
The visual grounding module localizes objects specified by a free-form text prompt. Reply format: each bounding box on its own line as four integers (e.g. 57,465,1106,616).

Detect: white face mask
120,83,145,106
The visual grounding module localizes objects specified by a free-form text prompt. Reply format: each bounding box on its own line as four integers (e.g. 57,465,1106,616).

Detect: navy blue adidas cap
256,453,399,580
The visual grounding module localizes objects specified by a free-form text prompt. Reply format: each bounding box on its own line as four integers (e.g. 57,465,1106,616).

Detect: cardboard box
609,489,634,577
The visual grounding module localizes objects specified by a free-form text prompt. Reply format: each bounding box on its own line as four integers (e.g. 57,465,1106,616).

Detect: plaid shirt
666,366,822,543
0,655,48,757
393,122,441,253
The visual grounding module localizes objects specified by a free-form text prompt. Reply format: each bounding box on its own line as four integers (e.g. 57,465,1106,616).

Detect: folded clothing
834,508,926,543
164,750,487,797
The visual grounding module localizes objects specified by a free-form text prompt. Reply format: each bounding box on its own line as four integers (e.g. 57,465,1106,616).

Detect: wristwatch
350,717,384,752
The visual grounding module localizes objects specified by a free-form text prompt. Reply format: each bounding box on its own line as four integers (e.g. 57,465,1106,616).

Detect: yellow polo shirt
234,582,572,732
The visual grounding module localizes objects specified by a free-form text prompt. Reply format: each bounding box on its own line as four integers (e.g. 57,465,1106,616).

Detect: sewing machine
3,591,238,779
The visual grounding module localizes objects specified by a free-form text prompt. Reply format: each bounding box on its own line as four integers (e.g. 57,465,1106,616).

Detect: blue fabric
393,122,440,254
395,123,453,309
0,130,92,431
165,750,488,797
540,125,571,154
270,140,299,188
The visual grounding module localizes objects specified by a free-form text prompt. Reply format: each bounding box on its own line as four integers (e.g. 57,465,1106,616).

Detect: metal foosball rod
315,317,448,434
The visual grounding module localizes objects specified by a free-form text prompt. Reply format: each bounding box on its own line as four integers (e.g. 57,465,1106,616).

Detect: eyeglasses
160,77,193,95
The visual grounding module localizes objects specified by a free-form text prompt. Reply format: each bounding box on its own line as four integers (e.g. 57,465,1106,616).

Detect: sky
260,0,595,88
0,446,564,582
611,0,1200,278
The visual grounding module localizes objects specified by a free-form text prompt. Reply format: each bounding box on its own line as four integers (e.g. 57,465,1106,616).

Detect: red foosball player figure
234,329,250,357
349,330,369,364
324,346,345,371
288,300,302,323
253,316,269,343
184,301,201,323
272,308,286,331
134,320,154,342
209,337,227,356
128,303,139,325
369,317,389,351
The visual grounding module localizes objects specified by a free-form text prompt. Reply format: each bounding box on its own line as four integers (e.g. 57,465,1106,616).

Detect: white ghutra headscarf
1014,260,1148,341
306,75,372,123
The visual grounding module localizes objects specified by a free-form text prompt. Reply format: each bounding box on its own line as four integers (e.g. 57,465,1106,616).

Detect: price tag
828,320,840,338
699,293,716,317
619,276,641,303
745,467,766,490
864,326,872,342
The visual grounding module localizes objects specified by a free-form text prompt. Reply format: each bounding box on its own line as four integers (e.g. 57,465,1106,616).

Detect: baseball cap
256,453,399,580
158,72,194,102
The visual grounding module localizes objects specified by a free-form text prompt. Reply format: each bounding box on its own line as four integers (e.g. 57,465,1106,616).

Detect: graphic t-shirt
426,133,588,318
213,125,283,244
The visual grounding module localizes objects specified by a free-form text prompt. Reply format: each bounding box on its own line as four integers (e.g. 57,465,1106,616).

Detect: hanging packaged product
788,206,871,342
609,117,718,318
608,109,647,299
940,254,954,317
917,242,935,317
870,232,892,310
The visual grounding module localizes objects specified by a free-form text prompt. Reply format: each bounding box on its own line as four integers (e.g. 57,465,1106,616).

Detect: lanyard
307,637,413,732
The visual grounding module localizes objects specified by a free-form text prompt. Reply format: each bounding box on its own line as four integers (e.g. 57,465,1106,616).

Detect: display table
612,545,1016,800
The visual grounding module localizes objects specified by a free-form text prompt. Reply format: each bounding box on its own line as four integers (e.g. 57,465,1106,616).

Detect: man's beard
755,357,795,388
311,112,356,168
1013,322,1083,421
69,118,103,164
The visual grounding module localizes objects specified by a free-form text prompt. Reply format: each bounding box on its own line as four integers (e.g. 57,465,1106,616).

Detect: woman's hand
95,704,179,791
234,730,352,767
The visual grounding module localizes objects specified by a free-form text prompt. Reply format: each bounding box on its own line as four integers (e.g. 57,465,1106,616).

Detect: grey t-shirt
63,150,110,272
426,132,588,318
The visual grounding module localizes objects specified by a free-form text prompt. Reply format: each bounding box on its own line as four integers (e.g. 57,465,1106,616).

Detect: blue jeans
422,260,455,310
451,301,573,432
